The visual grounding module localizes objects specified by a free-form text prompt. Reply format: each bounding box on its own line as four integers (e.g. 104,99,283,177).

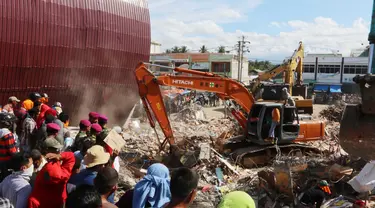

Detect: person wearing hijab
132,163,171,208
218,191,256,208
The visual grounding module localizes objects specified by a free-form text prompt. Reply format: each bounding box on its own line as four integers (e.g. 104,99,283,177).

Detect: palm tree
218,46,226,53
180,46,188,53
171,46,180,53
199,45,208,53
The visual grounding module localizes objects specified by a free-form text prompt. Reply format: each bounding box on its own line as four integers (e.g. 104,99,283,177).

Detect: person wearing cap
2,96,20,115
21,93,41,112
52,102,63,115
299,180,331,208
282,88,295,107
35,123,62,151
72,120,91,152
89,112,100,124
97,115,110,142
36,109,64,146
28,140,75,208
68,145,110,187
88,123,102,144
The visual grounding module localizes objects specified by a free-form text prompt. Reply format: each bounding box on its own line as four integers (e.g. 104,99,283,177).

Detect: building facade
302,54,369,84
150,41,162,54
150,53,250,82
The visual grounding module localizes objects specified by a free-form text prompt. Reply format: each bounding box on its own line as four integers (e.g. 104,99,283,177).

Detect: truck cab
246,102,300,145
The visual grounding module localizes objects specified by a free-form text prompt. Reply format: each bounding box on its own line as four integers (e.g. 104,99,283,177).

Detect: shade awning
314,85,329,92
330,85,342,93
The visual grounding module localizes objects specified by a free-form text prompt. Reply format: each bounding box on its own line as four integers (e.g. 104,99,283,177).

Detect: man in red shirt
28,138,75,208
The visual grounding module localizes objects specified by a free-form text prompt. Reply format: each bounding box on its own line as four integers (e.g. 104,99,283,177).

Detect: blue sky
149,0,372,61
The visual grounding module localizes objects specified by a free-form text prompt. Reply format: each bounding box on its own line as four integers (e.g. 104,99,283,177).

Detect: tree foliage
199,45,208,53
166,46,189,53
218,46,226,53
248,60,275,71
180,46,188,53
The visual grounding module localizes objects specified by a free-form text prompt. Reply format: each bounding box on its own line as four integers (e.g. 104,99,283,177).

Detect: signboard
104,129,126,151
192,62,209,70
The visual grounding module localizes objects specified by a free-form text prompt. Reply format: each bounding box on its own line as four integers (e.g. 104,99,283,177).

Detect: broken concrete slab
199,143,211,161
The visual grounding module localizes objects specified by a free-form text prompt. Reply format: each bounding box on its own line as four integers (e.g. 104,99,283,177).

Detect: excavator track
225,141,320,168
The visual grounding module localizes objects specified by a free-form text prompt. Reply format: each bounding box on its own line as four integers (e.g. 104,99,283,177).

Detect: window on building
303,65,315,73
154,63,170,72
318,64,340,74
212,62,230,73
343,65,367,74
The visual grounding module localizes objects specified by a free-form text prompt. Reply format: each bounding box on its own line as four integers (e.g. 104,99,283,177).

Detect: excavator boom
135,62,255,146
251,42,304,94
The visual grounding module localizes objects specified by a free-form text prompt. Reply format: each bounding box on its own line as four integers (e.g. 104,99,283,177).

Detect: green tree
218,46,226,53
248,60,275,72
180,46,188,53
165,49,172,53
171,46,180,53
199,45,208,53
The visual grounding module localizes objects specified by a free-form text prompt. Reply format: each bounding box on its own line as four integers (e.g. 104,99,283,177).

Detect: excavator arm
135,62,255,146
251,42,304,94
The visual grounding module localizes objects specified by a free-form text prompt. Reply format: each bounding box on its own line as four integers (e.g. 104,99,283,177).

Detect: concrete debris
319,101,346,122
117,99,375,207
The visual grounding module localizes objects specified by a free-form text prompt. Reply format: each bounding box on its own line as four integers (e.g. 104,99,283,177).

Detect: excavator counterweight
340,74,375,160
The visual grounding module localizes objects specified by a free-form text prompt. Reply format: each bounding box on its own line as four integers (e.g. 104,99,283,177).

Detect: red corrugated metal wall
0,0,150,124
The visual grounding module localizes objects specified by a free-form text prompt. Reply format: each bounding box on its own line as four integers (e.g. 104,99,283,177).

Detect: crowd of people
0,92,257,208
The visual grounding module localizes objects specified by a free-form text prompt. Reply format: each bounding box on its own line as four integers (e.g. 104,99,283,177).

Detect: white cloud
150,1,369,60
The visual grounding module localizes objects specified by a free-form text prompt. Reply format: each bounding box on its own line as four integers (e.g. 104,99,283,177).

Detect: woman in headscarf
218,191,256,208
121,163,171,208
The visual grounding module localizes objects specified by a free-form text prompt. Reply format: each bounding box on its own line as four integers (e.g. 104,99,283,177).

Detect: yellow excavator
250,42,313,114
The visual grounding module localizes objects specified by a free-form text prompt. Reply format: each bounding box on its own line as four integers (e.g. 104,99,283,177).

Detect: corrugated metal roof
0,0,151,124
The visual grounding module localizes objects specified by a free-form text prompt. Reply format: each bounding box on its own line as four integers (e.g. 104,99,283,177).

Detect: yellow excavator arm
251,42,304,94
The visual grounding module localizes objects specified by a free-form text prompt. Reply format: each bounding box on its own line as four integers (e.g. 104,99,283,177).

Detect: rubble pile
319,101,345,122
117,101,375,207
343,93,361,104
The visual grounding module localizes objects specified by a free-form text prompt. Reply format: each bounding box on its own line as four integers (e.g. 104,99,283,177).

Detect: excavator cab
246,103,300,145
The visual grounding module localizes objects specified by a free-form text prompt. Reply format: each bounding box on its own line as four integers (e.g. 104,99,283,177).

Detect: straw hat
83,145,110,168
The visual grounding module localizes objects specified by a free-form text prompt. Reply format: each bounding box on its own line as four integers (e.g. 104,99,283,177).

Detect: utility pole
236,36,251,81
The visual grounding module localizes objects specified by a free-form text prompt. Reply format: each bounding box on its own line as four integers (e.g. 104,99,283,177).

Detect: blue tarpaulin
314,85,329,92
330,85,342,93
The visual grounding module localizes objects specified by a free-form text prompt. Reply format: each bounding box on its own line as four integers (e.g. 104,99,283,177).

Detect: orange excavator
135,62,325,167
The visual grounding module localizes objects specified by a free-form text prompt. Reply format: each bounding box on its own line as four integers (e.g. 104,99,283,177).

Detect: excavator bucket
339,74,375,160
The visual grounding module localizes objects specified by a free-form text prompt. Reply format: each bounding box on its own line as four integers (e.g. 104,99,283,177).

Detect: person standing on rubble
282,88,296,107
299,180,331,208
